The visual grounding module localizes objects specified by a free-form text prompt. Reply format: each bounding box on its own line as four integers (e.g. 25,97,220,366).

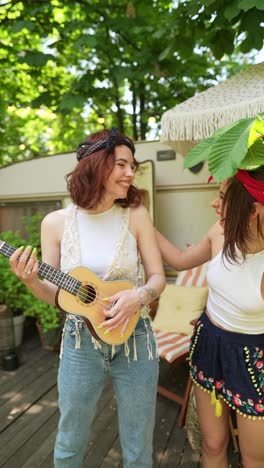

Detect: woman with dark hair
10,128,165,468
156,167,264,468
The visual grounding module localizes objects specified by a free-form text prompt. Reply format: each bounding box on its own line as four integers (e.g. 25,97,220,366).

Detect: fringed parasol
161,62,264,156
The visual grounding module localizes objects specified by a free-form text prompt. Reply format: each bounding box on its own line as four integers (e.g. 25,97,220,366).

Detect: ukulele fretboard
0,241,82,295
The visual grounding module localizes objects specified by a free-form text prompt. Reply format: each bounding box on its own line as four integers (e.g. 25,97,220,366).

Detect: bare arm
155,223,220,271
135,206,166,304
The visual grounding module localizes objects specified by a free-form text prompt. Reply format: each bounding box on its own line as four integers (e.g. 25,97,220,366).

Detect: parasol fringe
161,98,264,143
161,61,264,145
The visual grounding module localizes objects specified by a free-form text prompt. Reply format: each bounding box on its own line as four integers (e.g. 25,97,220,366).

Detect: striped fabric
175,262,208,287
155,329,191,363
154,263,209,363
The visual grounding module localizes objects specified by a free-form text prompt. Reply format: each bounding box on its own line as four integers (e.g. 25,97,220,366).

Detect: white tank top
207,249,264,334
76,204,138,278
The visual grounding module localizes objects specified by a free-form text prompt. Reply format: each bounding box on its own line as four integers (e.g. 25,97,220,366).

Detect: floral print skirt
189,311,264,419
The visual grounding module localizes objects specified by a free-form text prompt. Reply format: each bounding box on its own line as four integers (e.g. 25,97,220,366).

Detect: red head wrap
235,169,264,204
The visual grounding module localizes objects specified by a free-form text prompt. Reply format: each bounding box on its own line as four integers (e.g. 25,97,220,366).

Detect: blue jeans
54,317,159,467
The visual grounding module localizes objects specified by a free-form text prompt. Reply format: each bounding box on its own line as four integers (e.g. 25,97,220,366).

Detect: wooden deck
0,324,242,468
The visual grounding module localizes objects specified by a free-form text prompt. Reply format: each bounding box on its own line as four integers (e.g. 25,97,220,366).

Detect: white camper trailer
0,141,218,253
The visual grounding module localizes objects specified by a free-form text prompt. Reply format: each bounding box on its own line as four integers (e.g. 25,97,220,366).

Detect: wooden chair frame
157,353,193,428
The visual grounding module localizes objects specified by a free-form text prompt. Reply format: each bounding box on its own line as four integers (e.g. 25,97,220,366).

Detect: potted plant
0,216,64,350
22,214,65,350
0,230,27,347
26,298,64,351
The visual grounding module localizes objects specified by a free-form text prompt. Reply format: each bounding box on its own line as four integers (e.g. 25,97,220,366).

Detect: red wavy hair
66,129,146,209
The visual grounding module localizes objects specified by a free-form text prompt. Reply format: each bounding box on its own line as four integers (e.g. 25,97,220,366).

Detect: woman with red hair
157,167,264,468
10,128,165,467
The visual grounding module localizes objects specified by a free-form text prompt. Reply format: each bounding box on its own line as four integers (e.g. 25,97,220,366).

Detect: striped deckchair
153,262,208,427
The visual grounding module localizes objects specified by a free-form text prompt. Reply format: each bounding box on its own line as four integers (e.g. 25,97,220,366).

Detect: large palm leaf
184,114,264,183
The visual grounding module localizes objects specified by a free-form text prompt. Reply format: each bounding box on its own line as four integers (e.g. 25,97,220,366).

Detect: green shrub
0,230,28,315
0,215,60,332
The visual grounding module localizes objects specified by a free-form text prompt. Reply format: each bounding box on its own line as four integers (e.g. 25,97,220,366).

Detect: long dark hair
66,129,146,209
222,166,264,262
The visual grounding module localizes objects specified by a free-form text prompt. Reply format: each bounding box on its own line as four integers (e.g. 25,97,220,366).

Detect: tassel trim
161,97,264,143
210,386,223,417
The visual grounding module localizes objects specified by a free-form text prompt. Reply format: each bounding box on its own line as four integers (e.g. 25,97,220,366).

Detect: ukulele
0,240,141,345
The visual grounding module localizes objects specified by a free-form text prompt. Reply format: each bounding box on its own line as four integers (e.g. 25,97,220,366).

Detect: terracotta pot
13,314,25,347
0,305,15,365
36,320,63,352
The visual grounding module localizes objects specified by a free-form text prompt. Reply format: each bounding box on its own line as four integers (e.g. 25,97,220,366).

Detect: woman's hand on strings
100,288,141,334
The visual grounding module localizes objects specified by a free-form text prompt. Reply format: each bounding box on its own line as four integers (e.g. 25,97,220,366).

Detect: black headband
76,127,135,161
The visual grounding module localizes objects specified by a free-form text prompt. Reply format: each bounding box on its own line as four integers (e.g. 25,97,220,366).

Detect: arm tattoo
142,287,157,300
134,286,158,306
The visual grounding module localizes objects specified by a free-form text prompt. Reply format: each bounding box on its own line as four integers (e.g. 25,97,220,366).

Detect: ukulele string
76,286,128,309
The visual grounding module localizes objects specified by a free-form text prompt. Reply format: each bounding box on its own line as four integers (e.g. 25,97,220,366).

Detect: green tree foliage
0,0,262,166
187,0,264,59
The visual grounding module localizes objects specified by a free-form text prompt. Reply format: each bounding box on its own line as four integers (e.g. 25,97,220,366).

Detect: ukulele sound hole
77,285,96,304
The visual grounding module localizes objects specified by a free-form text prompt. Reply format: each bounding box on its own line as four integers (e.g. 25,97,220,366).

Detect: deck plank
3,412,59,468
99,436,122,468
157,422,188,467
0,329,243,467
83,395,119,467
0,387,58,466
153,397,182,467
0,339,45,398
0,363,57,432
21,426,58,468
0,351,57,406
